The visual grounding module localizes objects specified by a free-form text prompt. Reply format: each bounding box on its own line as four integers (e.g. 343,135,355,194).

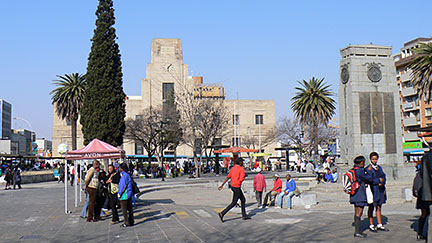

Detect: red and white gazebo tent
65,138,125,211
214,146,259,162
66,138,125,160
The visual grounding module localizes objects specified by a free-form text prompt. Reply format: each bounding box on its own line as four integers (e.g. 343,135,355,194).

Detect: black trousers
221,187,247,217
120,198,134,226
108,193,119,222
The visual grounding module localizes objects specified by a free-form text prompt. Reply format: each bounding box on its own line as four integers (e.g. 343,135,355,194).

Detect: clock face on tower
367,62,382,82
166,64,174,72
341,64,349,84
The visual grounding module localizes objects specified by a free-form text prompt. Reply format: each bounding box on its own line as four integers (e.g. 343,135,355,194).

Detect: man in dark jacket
350,156,381,238
419,151,432,240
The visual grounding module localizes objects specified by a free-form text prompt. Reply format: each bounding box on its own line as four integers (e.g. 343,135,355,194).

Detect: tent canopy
213,146,258,154
251,153,272,157
65,138,125,160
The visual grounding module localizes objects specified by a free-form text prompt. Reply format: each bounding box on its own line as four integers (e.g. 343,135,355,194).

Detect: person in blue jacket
350,155,381,238
118,163,134,227
277,174,296,209
366,152,389,233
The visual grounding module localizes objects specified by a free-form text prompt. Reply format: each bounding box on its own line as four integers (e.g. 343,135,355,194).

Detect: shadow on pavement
248,207,268,216
134,211,176,226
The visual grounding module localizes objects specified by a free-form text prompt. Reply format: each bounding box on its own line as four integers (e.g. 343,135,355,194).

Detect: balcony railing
403,116,420,127
400,72,411,83
402,87,417,97
404,132,419,141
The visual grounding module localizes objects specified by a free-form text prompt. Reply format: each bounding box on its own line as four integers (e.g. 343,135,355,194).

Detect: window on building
232,137,241,146
212,138,222,146
135,115,143,120
66,118,72,126
255,114,263,125
162,83,175,107
233,114,239,125
135,143,144,155
426,108,432,117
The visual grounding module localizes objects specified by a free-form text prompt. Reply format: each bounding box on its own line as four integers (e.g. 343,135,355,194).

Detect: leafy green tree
80,0,126,146
50,73,86,150
409,43,432,101
291,77,336,156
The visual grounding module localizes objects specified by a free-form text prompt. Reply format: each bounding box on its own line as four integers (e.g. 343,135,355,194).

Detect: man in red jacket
253,168,266,208
218,158,250,222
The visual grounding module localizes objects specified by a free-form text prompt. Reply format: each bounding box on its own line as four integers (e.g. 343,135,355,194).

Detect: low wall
0,170,57,184
21,173,56,184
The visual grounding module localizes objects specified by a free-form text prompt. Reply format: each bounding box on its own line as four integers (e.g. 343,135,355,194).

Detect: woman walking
367,152,389,232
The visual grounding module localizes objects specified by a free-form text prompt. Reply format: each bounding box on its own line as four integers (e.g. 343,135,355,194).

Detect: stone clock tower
339,44,405,178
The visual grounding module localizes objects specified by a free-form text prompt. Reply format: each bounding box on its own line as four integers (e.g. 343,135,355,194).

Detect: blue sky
0,0,431,139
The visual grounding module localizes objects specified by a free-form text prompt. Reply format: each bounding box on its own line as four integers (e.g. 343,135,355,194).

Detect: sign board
403,141,423,149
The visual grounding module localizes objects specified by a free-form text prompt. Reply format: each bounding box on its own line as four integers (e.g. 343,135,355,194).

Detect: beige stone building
52,38,276,157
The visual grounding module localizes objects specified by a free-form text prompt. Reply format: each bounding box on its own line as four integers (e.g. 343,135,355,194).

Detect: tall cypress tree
80,0,126,146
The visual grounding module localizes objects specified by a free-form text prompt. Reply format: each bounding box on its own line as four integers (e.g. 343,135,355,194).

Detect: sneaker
110,221,119,225
242,216,251,220
354,233,367,238
417,235,426,241
369,225,377,233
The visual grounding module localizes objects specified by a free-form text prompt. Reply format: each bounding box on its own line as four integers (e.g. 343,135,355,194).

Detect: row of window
233,114,264,125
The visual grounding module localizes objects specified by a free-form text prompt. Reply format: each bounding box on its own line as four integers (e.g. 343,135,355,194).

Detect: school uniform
367,164,387,206
350,165,380,207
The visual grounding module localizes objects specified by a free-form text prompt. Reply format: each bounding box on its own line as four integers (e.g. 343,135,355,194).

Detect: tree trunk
71,118,77,150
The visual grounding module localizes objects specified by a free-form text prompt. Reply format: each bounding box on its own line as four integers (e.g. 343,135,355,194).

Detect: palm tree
408,42,432,102
291,77,336,156
50,73,86,150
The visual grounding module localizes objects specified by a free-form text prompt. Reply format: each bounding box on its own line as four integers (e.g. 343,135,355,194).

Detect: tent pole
74,160,78,208
79,160,82,202
64,160,68,214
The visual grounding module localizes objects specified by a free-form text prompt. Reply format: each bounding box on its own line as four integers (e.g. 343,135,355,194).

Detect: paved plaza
0,177,424,243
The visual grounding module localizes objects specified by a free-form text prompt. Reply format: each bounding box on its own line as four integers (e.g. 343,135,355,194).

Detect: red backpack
343,168,360,195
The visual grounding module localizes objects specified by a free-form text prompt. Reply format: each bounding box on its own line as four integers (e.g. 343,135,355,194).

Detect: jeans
80,193,89,218
221,187,247,217
277,191,295,209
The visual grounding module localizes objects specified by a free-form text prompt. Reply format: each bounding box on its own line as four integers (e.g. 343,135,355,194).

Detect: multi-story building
0,99,12,139
36,138,52,156
394,37,432,163
10,129,35,155
52,39,277,157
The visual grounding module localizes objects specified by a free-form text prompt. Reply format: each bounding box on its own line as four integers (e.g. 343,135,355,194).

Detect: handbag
366,185,374,204
110,183,119,194
131,178,140,195
413,173,423,198
120,190,128,200
294,187,301,196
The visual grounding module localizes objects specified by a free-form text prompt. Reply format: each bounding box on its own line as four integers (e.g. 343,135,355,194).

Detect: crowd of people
80,160,136,227
1,164,22,190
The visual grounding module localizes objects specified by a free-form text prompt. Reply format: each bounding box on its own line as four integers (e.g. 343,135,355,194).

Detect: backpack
343,168,360,195
412,172,422,198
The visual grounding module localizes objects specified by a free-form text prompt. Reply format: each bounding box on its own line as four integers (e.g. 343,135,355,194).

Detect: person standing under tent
118,163,134,227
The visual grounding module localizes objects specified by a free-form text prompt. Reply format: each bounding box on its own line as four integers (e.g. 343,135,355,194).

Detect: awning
251,153,272,157
213,147,259,154
65,138,125,160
